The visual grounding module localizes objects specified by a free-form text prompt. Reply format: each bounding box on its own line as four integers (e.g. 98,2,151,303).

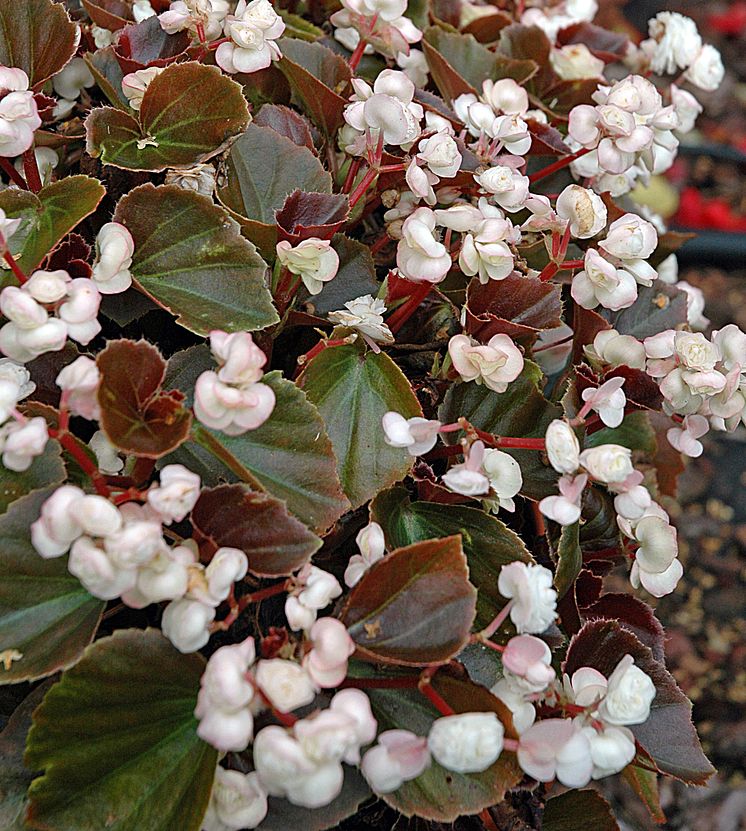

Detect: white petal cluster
91,223,135,295
215,0,285,75
285,563,343,631
361,729,430,793
0,66,41,157
454,79,532,155
122,67,164,112
344,520,386,587
160,0,230,41
194,330,275,435
497,561,557,634
428,712,504,773
448,333,524,392
276,238,339,296
202,766,267,831
328,295,393,344
382,411,440,456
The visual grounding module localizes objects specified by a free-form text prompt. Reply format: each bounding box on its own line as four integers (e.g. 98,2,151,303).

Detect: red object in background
675,186,746,231
708,2,746,35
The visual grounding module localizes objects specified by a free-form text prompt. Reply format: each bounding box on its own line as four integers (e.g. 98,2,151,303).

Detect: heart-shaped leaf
439,361,561,500
340,535,477,665
25,628,217,831
352,663,522,820
300,340,421,509
97,339,192,459
564,619,715,785
114,183,279,335
276,191,349,244
0,0,77,87
86,62,249,172
0,436,65,516
165,355,350,533
113,14,190,73
543,790,619,831
0,488,104,685
0,176,106,276
191,484,322,577
371,487,531,630
254,103,316,151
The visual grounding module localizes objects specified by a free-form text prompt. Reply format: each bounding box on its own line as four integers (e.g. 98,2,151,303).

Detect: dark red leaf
557,22,629,60
275,190,349,244
44,234,92,280
190,484,322,578
463,11,514,42
526,118,573,156
575,568,603,608
82,0,132,29
572,305,610,364
607,366,664,412
583,593,665,663
564,619,715,785
648,411,684,498
96,339,192,459
254,103,316,152
340,535,477,666
543,789,619,831
114,15,190,73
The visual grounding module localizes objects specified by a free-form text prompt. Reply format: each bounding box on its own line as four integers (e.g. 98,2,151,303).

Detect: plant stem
418,672,456,716
479,600,514,639
529,148,592,184
1,249,28,285
22,148,42,193
348,166,378,208
0,157,29,189
341,158,362,194
386,281,433,333
49,427,111,496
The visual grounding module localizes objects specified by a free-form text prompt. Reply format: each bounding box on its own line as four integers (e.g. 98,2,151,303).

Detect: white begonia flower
104,519,166,569
0,358,34,411
396,207,452,283
442,439,490,496
166,163,217,197
712,324,746,371
57,278,102,346
194,371,275,435
428,712,504,774
555,185,607,239
395,47,428,85
276,238,339,296
215,0,286,75
612,470,652,521
550,44,605,80
598,654,656,725
625,514,682,597
202,768,268,831
345,521,386,587
340,0,406,22
544,419,581,474
581,376,626,428
92,25,114,48
567,666,608,707
667,414,708,458
405,157,438,204
0,316,68,364
0,416,48,471
670,85,702,134
599,213,658,261
91,222,135,295
67,536,137,600
517,718,593,788
128,544,192,606
502,634,556,691
539,473,588,526
121,67,164,111
474,163,530,213
647,12,702,76
433,203,483,233
198,547,248,606
328,295,394,344
481,448,522,512
361,729,431,793
381,411,440,456
30,485,86,558
254,658,317,713
52,57,94,101
133,0,156,21
303,618,355,688
448,333,524,393
459,217,519,283
159,0,230,40
147,464,202,523
579,443,634,484
481,78,529,116
571,248,638,311
533,322,573,377
678,281,709,331
490,678,536,734
162,597,216,653
0,66,41,158
585,328,646,370
23,269,70,304
89,430,123,475
497,561,557,634
684,44,725,92
416,132,461,178
285,564,343,631
344,71,423,149
584,723,636,779
195,637,256,751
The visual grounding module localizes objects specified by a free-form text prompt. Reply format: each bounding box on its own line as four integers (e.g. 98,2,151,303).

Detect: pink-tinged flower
503,635,556,691
396,208,452,283
147,464,201,524
162,597,216,653
344,71,423,148
276,238,339,296
475,165,530,213
684,45,725,92
539,473,588,526
556,185,607,239
666,414,709,458
215,0,285,75
459,218,518,282
598,654,656,725
209,330,267,386
579,443,634,484
481,78,528,115
567,666,608,707
202,767,268,831
428,712,504,773
544,419,581,474
91,223,135,295
585,329,646,370
361,729,430,793
24,269,70,304
67,536,137,600
30,484,86,558
0,416,48,472
442,439,490,496
56,356,101,420
581,376,626,428
341,0,406,22
599,214,658,261
647,12,702,75
612,470,652,521
497,561,557,634
303,617,355,688
58,279,102,346
417,132,461,178
571,249,638,311
121,67,164,111
285,564,343,631
159,0,230,40
381,411,440,456
345,521,386,587
448,333,524,393
517,718,593,788
0,66,41,157
490,678,536,734
194,371,275,435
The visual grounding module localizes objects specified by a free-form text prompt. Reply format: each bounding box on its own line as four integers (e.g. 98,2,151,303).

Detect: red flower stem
2,249,28,285
348,166,378,208
532,332,574,353
342,158,363,194
503,738,519,752
559,259,584,269
207,36,230,50
369,231,391,256
112,488,147,505
538,261,559,282
241,581,290,606
348,38,368,72
480,810,500,831
196,20,206,44
532,501,547,537
473,634,505,653
378,163,406,173
438,422,463,433
22,148,43,193
0,157,29,189
472,426,545,449
529,147,592,184
387,281,433,333
480,600,514,639
294,336,354,378
418,671,456,716
49,427,111,496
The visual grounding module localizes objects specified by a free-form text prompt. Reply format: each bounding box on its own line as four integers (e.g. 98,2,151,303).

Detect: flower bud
428,712,504,773
1,416,48,471
518,718,592,788
0,286,47,329
202,768,267,831
497,561,557,634
579,443,634,484
503,635,556,691
30,484,85,557
91,223,135,294
544,419,581,474
147,463,201,523
255,658,317,713
556,185,607,239
361,730,430,793
56,356,101,420
68,536,137,600
598,654,656,725
24,269,71,303
161,597,216,653
381,412,440,456
210,330,267,387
